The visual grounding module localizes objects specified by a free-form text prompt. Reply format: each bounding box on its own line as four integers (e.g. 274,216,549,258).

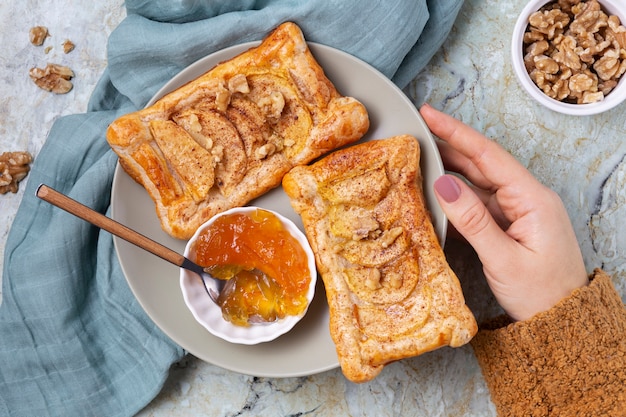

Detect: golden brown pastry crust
106,22,369,239
283,135,477,383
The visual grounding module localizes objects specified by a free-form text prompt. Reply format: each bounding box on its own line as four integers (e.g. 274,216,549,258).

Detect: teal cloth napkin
0,1,463,416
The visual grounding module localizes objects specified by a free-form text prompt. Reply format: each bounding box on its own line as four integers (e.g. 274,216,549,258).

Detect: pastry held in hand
283,135,477,383
106,22,369,239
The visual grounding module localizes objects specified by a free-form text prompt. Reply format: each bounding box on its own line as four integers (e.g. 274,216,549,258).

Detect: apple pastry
283,135,477,383
106,22,369,239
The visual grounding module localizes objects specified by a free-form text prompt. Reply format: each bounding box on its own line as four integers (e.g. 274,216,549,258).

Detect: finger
433,174,516,265
441,186,508,243
437,140,491,190
462,185,508,229
436,168,508,228
420,105,535,189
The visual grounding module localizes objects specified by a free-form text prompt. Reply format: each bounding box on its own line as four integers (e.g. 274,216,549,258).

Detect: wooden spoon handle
36,184,186,268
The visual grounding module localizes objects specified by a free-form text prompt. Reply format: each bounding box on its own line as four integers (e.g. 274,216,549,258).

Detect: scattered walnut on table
29,63,74,94
28,24,77,92
523,0,626,104
29,26,49,46
0,151,33,194
62,39,75,54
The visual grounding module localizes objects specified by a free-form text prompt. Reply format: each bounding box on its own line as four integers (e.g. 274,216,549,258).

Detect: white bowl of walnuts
512,0,626,115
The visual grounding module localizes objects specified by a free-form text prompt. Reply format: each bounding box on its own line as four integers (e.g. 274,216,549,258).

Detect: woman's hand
420,104,588,322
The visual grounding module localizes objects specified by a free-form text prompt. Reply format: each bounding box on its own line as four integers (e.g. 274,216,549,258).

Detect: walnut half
29,63,74,94
0,151,33,194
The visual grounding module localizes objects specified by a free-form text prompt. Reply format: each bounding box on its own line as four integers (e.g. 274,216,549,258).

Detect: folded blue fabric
0,1,463,416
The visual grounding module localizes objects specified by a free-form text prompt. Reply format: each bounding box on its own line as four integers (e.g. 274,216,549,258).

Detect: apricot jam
193,209,311,327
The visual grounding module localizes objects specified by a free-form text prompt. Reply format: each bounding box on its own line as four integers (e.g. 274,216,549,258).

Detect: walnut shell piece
0,151,33,194
29,63,74,94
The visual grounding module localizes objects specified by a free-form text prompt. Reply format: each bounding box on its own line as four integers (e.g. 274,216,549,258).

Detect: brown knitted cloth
471,269,626,417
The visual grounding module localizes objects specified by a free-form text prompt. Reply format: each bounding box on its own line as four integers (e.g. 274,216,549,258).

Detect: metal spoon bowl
36,184,225,304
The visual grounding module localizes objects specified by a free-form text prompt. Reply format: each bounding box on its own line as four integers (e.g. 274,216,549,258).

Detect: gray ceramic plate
110,42,445,377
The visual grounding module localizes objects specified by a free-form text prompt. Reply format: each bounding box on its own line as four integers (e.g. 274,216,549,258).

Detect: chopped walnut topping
211,144,224,163
227,74,250,94
214,83,231,112
0,151,33,194
379,227,404,249
185,113,203,134
29,63,74,94
363,268,382,290
268,91,285,119
257,91,285,122
523,0,626,104
386,271,403,290
255,143,277,160
29,26,49,46
62,39,75,54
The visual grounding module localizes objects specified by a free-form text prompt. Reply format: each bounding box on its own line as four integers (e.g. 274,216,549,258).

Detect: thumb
433,175,512,262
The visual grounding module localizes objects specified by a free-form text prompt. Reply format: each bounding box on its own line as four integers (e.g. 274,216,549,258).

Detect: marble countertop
2,1,625,416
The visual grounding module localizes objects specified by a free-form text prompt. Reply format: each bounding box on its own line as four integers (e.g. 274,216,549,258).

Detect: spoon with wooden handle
36,184,225,303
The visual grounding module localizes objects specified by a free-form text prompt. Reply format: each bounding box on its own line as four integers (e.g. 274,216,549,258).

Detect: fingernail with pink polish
434,175,461,203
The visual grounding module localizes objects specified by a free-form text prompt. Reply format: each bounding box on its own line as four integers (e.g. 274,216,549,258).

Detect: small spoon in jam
36,184,234,304
206,264,283,325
